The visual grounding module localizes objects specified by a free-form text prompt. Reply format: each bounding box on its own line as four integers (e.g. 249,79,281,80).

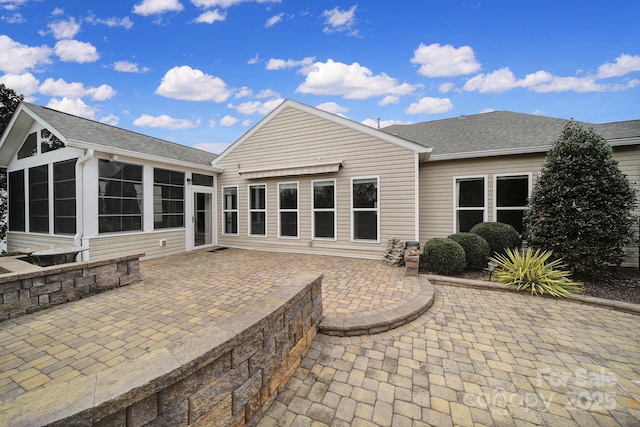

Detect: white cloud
439,82,455,93
462,66,640,94
378,95,399,106
99,114,119,126
265,13,282,28
0,72,39,99
235,86,253,98
296,59,418,99
47,97,97,119
85,15,134,29
192,142,231,154
405,97,453,114
255,89,279,99
597,54,640,78
315,101,348,115
230,98,284,115
133,0,184,16
266,56,315,70
219,115,238,126
155,65,232,101
247,53,260,65
2,1,29,12
194,9,226,23
463,67,518,93
361,118,413,128
114,60,150,73
39,78,116,101
242,119,251,126
322,5,357,35
133,113,200,129
479,108,496,114
2,13,25,24
411,43,481,77
54,39,99,63
0,35,53,74
191,0,281,8
49,18,81,40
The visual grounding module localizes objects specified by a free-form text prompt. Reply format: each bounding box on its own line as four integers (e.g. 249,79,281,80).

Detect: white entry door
193,191,213,247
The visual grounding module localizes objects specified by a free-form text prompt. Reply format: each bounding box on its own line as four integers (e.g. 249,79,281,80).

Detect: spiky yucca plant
490,248,582,297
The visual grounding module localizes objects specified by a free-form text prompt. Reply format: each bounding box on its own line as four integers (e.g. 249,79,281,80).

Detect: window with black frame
29,165,49,233
8,170,25,232
98,159,143,233
154,168,184,229
352,177,379,241
53,159,76,234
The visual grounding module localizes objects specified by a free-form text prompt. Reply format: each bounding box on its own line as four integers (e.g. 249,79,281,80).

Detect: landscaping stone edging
0,271,323,427
426,274,640,315
0,253,144,321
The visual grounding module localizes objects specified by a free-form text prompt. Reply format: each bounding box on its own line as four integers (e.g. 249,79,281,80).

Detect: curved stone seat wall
0,272,323,427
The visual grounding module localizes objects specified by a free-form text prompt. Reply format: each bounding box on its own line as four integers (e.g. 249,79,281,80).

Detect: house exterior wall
84,229,187,260
419,146,640,267
215,105,418,259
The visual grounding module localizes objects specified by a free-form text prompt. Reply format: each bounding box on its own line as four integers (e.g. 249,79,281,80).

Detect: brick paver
1,248,639,427
0,248,418,402
257,285,640,426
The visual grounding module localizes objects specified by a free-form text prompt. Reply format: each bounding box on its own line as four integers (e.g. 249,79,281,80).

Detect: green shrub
490,248,582,297
524,120,637,277
470,222,521,256
447,232,491,270
423,238,466,275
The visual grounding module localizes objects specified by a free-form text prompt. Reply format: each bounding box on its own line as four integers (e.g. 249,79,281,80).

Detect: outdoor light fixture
487,261,498,281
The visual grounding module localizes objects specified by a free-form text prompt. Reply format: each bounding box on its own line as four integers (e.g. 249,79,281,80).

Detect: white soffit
239,161,342,179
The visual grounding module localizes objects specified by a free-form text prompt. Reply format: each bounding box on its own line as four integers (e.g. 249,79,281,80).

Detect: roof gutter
65,139,223,173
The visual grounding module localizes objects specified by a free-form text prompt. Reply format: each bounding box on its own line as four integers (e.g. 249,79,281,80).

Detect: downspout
74,149,93,259
414,153,420,242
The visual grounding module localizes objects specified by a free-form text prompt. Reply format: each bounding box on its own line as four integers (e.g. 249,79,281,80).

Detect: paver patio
0,247,638,426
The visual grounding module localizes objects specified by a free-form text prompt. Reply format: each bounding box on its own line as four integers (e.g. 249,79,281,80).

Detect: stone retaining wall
0,272,323,427
0,253,143,321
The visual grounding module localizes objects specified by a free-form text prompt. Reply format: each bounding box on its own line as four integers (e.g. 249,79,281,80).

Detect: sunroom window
29,165,49,233
53,159,76,235
154,168,184,229
98,159,143,233
8,170,25,231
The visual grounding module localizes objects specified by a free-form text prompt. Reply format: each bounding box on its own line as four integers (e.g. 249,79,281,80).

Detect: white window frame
222,185,239,236
453,175,487,233
493,172,532,231
248,183,267,237
278,181,299,239
351,176,380,243
312,179,337,241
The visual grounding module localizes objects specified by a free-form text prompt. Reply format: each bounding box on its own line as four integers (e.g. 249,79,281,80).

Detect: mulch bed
418,256,640,305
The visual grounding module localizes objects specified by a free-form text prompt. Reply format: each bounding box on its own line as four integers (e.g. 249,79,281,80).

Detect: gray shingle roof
381,111,640,159
24,103,217,167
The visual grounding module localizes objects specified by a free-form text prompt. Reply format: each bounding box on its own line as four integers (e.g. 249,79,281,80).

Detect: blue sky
1,0,639,154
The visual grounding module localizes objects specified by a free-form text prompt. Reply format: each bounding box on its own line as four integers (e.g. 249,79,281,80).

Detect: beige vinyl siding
216,106,417,259
419,153,544,242
420,147,640,267
85,229,186,260
7,232,74,252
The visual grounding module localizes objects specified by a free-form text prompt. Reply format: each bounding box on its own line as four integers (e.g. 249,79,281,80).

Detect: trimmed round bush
447,232,491,270
423,238,466,275
469,222,521,256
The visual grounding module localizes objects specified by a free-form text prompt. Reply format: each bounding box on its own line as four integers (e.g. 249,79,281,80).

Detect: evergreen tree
0,84,24,252
524,120,637,277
